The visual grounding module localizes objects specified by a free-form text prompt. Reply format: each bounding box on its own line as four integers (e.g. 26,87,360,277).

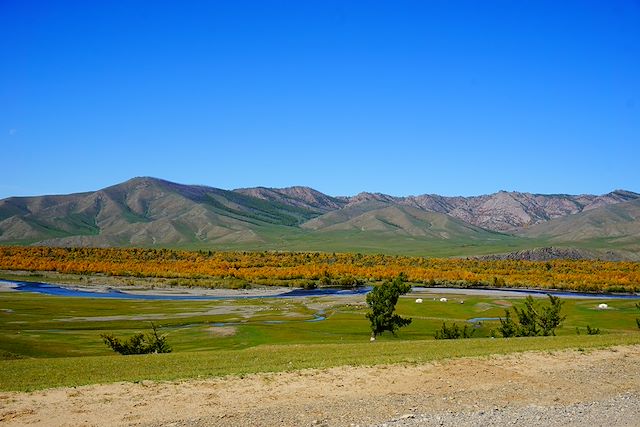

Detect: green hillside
0,177,321,246
515,199,640,257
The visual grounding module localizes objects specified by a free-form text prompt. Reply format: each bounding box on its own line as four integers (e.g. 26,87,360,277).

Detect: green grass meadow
3,334,640,392
1,289,639,391
178,226,547,257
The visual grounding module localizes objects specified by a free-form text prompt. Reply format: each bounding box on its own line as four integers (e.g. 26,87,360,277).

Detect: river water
0,280,372,300
0,280,638,300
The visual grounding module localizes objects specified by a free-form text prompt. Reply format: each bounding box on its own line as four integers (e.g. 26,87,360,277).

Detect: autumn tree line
0,246,639,293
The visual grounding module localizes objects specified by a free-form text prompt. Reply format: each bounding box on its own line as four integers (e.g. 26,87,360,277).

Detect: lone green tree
365,274,412,340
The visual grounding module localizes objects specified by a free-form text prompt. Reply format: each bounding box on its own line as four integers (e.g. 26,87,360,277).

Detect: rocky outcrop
399,190,640,232
475,247,623,261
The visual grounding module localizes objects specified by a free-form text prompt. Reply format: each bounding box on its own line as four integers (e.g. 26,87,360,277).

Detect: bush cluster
319,271,365,289
434,322,475,339
101,323,171,355
498,295,565,337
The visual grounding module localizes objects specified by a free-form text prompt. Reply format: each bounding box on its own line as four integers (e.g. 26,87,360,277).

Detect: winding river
1,279,638,300
0,280,371,300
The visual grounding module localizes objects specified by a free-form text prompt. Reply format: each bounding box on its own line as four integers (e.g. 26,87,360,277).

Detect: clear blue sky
2,1,639,199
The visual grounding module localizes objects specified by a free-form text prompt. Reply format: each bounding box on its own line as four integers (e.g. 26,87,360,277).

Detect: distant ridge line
0,176,638,259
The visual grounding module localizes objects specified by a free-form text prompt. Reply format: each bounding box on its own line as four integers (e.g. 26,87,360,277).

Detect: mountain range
1,177,639,259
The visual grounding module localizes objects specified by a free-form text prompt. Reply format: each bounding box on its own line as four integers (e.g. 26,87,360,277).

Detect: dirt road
1,345,638,426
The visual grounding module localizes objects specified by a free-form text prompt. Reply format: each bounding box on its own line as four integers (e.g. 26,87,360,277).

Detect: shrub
538,295,565,336
318,271,364,289
576,325,601,335
434,322,474,339
498,309,518,338
513,296,541,336
302,280,318,290
499,295,565,337
319,271,333,287
337,276,364,289
492,276,506,287
101,323,171,355
586,325,601,335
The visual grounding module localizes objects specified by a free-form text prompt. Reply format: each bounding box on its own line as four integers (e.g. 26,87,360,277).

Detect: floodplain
1,275,639,392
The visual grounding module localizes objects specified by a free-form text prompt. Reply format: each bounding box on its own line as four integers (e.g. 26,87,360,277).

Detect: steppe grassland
1,286,639,391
